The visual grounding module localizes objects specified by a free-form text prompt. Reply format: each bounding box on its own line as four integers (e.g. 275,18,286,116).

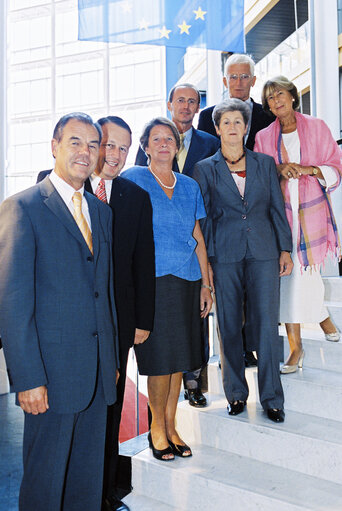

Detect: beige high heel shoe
280,350,305,374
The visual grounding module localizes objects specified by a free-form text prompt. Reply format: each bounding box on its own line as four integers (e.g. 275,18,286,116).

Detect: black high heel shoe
168,438,192,457
147,432,175,461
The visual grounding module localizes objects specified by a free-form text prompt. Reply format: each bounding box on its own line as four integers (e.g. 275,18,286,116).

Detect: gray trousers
212,256,284,410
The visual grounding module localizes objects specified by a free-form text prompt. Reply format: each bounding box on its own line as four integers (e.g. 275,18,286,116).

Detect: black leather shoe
267,408,285,423
244,351,258,367
184,389,207,407
228,400,246,416
104,495,130,511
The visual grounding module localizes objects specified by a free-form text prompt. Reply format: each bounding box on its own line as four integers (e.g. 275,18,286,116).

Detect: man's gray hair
224,53,255,77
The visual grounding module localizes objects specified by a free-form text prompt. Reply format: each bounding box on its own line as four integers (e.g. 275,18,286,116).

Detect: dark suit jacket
197,99,274,150
36,170,155,353
134,127,220,176
192,148,292,262
0,178,119,413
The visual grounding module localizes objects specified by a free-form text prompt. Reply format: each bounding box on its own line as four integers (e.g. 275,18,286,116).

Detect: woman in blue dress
124,117,213,461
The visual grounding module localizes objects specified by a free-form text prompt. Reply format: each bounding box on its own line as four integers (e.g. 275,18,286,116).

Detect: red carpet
119,376,149,443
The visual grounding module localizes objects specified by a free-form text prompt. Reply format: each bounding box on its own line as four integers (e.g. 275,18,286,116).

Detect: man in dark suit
0,113,119,511
198,54,274,151
198,54,274,367
135,83,220,177
136,84,219,408
37,116,155,511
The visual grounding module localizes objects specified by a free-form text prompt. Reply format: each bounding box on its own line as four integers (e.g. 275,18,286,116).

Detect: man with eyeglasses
135,83,219,175
198,53,274,150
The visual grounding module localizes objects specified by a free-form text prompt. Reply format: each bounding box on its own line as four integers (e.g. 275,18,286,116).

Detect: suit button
93,332,98,338
95,292,99,298
242,215,247,220
87,256,93,262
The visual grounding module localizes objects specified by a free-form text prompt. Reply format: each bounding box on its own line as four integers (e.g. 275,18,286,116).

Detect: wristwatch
312,166,319,175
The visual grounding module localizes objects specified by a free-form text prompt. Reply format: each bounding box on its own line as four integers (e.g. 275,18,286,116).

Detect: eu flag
78,0,245,52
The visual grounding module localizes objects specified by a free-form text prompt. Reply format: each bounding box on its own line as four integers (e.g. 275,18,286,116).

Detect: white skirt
279,179,328,324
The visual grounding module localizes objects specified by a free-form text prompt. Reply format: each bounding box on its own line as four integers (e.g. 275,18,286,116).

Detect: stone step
208,359,342,421
325,300,342,331
123,493,177,510
323,276,342,302
131,443,342,511
280,328,342,372
176,395,342,484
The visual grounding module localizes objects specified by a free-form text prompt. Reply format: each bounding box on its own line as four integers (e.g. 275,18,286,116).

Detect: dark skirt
134,275,203,376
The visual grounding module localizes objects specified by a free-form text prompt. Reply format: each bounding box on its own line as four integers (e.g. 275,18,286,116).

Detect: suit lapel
183,129,200,174
214,151,241,197
41,179,90,250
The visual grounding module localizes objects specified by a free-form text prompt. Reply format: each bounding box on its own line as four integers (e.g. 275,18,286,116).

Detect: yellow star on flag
193,7,207,20
159,26,172,39
178,20,191,35
139,18,149,30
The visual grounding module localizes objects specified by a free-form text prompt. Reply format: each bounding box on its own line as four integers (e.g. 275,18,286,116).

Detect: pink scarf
254,112,342,267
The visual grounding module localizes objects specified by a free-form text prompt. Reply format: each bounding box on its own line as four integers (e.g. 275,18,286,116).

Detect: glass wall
7,0,166,196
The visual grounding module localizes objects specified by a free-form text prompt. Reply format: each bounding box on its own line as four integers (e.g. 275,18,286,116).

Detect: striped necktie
72,192,93,254
177,133,187,173
95,178,107,203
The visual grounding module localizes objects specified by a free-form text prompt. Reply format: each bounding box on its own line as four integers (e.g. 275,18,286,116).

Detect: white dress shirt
49,170,92,230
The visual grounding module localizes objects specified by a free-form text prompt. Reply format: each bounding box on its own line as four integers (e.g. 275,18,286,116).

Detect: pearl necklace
148,166,177,190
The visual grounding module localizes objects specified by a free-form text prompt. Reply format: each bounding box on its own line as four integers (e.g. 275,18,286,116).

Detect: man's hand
116,369,120,385
133,328,150,345
18,386,49,415
279,251,293,277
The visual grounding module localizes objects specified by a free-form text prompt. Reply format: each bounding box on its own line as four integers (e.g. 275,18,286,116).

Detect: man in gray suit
0,112,119,511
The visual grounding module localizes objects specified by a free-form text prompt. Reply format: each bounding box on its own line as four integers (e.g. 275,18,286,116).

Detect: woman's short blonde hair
261,75,300,114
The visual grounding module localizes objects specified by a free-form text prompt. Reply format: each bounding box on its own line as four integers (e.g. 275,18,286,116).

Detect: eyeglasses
175,98,198,106
227,74,251,82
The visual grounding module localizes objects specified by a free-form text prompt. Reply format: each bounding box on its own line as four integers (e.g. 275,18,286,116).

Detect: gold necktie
72,192,93,254
177,133,187,173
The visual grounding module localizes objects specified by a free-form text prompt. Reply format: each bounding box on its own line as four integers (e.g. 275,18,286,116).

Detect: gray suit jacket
192,148,292,263
0,177,119,413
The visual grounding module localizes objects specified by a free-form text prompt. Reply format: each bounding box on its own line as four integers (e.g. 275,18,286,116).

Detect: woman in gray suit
193,99,293,423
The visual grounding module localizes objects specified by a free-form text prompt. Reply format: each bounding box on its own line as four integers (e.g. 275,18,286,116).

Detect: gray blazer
0,177,119,413
192,148,292,263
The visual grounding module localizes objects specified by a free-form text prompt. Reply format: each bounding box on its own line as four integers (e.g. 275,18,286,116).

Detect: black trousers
102,343,131,500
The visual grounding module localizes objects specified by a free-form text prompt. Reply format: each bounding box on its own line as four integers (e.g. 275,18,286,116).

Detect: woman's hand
208,262,215,294
200,286,213,318
277,163,323,180
279,251,293,276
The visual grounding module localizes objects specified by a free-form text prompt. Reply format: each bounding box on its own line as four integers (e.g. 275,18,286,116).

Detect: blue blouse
123,166,206,280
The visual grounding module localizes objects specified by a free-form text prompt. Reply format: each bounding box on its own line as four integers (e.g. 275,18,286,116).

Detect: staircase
124,277,342,510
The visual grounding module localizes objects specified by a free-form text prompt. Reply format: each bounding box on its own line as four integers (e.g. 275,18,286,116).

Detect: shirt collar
49,170,84,206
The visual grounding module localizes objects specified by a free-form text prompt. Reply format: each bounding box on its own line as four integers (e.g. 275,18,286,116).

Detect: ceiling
246,0,309,63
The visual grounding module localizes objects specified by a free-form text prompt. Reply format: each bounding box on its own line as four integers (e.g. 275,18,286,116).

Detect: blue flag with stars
78,0,245,52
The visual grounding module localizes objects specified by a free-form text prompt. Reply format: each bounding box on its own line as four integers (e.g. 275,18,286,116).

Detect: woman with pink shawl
254,76,341,374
